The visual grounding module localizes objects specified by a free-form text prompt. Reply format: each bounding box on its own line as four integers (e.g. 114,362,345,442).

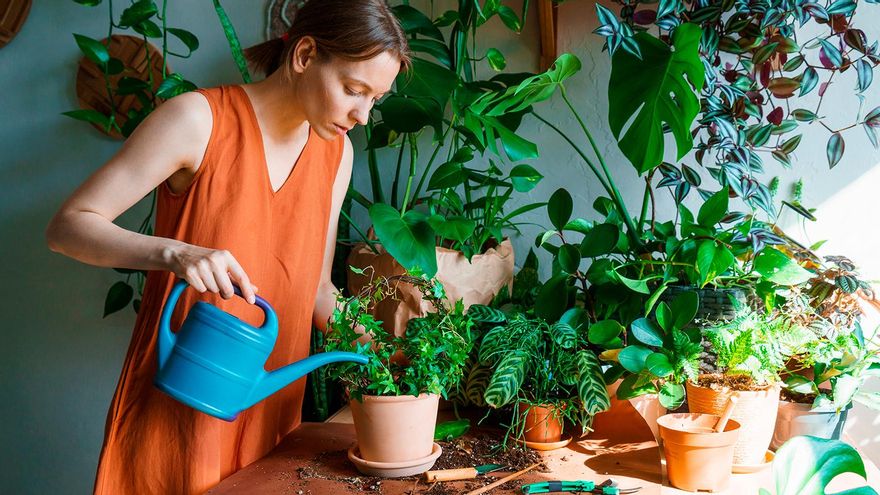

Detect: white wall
3,1,878,494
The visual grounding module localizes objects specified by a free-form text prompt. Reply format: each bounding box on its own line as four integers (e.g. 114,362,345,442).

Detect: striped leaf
484,350,529,408
576,350,611,415
464,361,492,407
467,304,507,324
478,325,508,363
550,322,577,349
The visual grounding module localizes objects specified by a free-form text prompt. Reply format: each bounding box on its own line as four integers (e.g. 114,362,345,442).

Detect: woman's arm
45,91,258,303
312,135,354,333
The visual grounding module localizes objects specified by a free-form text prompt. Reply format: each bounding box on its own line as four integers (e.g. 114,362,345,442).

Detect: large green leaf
576,350,611,415
580,223,620,257
396,58,458,109
696,240,735,287
484,349,529,408
754,248,814,286
378,95,441,134
697,186,729,227
772,436,877,495
619,345,653,372
608,24,705,174
369,203,437,276
479,53,582,116
631,317,665,346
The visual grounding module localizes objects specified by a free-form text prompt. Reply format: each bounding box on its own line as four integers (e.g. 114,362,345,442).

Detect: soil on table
294,431,548,494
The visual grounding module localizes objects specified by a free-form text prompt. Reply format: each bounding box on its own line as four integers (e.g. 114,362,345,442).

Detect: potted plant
345,1,545,335
772,264,880,448
470,305,611,449
321,270,474,476
686,307,812,468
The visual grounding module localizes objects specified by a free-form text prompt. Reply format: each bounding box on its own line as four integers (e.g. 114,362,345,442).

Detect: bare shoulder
339,134,354,173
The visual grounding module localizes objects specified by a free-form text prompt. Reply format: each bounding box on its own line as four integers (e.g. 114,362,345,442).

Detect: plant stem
400,134,419,213
390,139,405,208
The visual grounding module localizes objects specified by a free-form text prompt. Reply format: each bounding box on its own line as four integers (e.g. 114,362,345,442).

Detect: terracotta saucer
510,435,573,451
732,450,775,473
347,442,442,478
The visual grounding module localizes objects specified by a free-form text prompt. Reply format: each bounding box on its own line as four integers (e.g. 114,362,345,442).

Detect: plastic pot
658,413,741,492
771,400,851,450
519,402,565,444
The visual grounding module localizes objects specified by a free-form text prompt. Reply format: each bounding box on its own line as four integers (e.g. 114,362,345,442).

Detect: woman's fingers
225,253,257,304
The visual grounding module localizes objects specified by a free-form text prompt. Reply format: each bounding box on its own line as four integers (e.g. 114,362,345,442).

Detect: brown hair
244,0,411,77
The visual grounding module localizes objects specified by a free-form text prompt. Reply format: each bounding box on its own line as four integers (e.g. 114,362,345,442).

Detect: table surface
207,395,880,495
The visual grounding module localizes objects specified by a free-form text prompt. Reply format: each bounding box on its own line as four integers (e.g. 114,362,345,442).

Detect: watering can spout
245,351,369,409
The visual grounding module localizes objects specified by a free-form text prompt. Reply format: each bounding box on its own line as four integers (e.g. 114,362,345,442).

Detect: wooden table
208,395,880,494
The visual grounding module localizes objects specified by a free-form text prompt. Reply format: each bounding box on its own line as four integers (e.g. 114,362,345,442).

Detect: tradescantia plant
348,1,547,276
761,436,878,495
593,0,880,221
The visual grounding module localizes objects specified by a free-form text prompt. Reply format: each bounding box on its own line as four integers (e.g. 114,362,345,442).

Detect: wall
2,1,878,494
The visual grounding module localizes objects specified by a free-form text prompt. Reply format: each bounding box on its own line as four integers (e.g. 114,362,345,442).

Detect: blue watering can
154,279,368,421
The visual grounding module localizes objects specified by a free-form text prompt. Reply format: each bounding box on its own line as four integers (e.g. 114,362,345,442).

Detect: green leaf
791,108,818,122
156,73,197,99
104,281,134,317
773,437,875,495
659,382,685,409
509,164,543,192
167,28,199,55
608,24,705,174
434,419,470,441
74,0,103,5
392,4,443,41
73,34,109,66
646,353,674,378
536,273,569,321
753,248,814,286
785,375,819,395
819,39,844,68
557,244,582,274
580,223,620,257
480,54,581,116
119,0,158,28
827,132,845,169
619,345,653,373
589,320,624,345
428,215,475,243
616,373,656,399
134,19,162,38
486,48,506,71
631,317,664,346
396,58,458,108
564,218,592,235
467,304,506,324
62,109,112,130
427,161,466,190
369,203,437,277
497,5,522,32
697,186,729,227
617,273,662,294
548,188,573,230
696,240,735,287
550,322,577,349
670,291,699,330
576,350,611,415
378,95,441,134
484,350,528,408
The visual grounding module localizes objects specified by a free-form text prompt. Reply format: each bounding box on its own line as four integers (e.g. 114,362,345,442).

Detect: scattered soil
694,373,774,392
294,431,548,493
780,387,819,404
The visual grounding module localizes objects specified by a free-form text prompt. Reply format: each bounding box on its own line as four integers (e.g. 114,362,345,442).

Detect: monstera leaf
608,23,704,174
760,436,878,495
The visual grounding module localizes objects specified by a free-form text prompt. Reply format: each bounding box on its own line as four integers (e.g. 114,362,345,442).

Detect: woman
45,1,409,493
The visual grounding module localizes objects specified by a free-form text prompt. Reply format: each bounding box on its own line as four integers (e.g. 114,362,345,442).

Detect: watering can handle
157,279,278,368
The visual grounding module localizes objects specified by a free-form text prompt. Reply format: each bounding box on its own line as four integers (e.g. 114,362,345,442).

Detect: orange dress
93,85,343,495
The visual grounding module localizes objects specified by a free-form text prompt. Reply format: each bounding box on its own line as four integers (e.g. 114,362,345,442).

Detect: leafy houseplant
761,436,878,495
321,269,474,466
67,0,248,316
347,1,546,276
467,305,611,445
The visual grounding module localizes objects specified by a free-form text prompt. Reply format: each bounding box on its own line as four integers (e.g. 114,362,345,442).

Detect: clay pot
658,413,741,492
349,393,439,463
629,393,667,444
519,402,565,443
771,400,851,450
686,377,780,465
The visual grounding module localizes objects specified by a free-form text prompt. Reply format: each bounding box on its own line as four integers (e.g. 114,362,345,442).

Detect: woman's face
293,39,402,141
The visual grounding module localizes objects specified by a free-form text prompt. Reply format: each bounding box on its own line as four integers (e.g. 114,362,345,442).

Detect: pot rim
351,393,439,404
688,374,781,393
778,399,853,413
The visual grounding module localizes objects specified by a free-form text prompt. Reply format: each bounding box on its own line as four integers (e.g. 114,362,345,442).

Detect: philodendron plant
463,304,612,439
351,1,546,275
613,291,703,409
322,270,474,402
761,436,878,495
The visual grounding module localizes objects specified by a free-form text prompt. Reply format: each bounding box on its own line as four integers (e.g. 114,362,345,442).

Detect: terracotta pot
347,238,515,336
686,377,780,465
349,393,439,463
518,402,565,444
658,413,741,492
605,379,667,443
771,400,851,450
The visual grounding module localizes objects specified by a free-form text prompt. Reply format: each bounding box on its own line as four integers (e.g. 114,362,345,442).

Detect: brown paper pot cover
347,239,514,336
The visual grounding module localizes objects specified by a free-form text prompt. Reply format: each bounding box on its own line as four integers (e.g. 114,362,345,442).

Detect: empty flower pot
771,400,851,450
658,413,741,492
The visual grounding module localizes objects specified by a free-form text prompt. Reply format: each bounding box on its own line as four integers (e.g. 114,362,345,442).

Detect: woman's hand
166,244,258,304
